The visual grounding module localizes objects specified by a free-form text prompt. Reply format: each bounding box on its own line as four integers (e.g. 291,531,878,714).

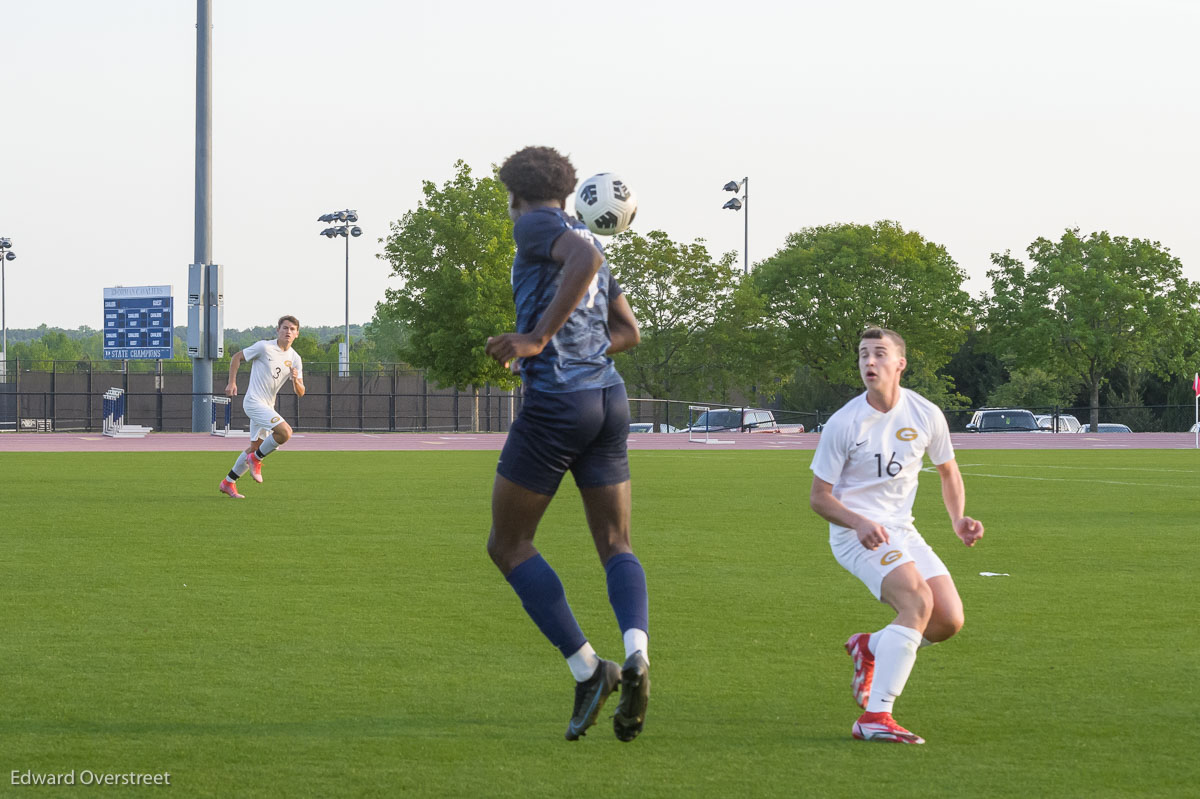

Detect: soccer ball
574,173,637,236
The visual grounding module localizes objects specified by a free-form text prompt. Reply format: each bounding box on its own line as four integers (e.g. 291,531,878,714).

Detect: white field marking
953,470,1195,490
953,463,1200,475
440,436,477,440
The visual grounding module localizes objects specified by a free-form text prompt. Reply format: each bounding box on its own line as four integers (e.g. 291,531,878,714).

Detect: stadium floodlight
0,236,16,382
316,209,361,376
720,177,749,274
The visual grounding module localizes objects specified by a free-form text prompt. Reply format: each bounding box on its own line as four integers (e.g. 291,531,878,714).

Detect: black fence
1,360,1195,434
0,360,522,433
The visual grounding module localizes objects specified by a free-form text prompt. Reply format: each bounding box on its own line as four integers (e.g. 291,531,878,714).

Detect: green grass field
2,449,1198,798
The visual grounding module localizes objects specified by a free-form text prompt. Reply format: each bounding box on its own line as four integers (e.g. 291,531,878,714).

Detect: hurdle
687,404,733,445
211,396,250,437
102,388,153,438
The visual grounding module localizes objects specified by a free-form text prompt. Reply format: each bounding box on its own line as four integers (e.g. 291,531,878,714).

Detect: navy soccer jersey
511,207,624,393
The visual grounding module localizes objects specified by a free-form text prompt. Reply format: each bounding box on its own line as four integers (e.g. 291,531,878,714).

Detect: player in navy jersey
484,146,650,742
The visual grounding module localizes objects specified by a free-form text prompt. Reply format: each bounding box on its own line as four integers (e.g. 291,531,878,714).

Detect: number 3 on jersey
874,451,902,478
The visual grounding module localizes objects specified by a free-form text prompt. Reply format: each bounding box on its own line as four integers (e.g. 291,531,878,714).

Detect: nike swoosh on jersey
855,440,868,446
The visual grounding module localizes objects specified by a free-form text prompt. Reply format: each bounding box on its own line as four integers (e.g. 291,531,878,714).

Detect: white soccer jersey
241,340,303,408
810,388,954,527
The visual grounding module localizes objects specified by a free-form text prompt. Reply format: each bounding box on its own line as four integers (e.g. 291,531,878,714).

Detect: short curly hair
498,146,577,204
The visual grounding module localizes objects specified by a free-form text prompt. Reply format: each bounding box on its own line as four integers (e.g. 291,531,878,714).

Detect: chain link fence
1,360,1195,434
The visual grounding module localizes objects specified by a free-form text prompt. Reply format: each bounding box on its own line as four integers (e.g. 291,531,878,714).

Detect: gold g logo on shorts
271,416,281,423
896,428,918,441
880,550,903,565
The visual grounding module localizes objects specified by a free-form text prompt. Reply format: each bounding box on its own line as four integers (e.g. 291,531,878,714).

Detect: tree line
9,160,1200,431
372,162,1200,431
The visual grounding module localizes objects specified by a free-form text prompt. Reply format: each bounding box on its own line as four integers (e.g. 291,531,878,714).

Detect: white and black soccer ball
574,173,637,236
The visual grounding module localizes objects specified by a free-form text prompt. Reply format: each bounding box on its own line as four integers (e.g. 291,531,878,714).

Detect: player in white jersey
809,327,984,744
218,316,306,498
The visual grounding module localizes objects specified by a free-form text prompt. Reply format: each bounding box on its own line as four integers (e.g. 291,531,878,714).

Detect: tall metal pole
742,176,749,274
345,232,350,352
191,0,213,431
2,259,6,380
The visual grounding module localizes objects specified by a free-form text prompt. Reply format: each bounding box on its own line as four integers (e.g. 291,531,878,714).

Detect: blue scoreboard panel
103,285,174,359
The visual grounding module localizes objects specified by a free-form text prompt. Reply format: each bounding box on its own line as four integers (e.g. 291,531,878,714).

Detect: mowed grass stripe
1,450,1196,797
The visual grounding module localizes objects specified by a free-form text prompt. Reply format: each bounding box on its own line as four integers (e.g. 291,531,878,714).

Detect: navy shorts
497,383,631,496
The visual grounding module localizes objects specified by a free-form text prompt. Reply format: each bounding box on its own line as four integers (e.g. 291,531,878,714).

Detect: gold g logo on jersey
880,550,903,565
896,427,918,441
284,360,292,368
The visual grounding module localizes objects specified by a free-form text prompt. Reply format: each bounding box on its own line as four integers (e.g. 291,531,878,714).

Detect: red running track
1,432,1198,452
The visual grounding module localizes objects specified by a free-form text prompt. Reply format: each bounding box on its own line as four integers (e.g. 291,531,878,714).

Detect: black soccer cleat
613,651,650,742
565,659,620,741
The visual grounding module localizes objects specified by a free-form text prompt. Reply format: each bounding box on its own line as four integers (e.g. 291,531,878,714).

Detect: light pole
722,177,748,274
318,210,362,376
0,237,16,382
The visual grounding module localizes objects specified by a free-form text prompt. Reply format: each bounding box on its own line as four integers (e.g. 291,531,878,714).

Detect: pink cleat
218,478,244,499
852,711,924,744
247,451,264,483
845,633,875,709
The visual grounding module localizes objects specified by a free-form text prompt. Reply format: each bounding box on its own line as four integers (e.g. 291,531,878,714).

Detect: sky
2,0,1198,333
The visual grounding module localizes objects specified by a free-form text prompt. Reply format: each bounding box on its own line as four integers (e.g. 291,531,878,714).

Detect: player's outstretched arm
810,477,890,551
606,293,640,355
935,459,984,547
485,230,604,367
225,351,244,396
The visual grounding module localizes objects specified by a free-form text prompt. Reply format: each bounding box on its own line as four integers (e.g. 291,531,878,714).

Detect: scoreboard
103,285,174,360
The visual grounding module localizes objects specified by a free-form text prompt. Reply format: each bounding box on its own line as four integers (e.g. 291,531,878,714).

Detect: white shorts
243,398,286,441
829,523,950,600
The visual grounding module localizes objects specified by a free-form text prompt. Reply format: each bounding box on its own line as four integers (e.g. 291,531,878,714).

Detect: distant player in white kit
809,327,984,744
218,315,306,498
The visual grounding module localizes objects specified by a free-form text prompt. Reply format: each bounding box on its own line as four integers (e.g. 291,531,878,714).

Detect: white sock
231,452,250,477
868,631,881,656
566,642,600,682
623,629,649,662
258,433,281,456
865,624,923,715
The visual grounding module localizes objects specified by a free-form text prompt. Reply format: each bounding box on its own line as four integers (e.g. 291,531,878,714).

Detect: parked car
1079,423,1133,433
686,408,779,433
629,422,679,433
1034,413,1081,433
964,408,1041,432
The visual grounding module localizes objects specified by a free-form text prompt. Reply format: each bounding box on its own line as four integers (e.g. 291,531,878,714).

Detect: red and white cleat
845,633,874,709
247,451,264,483
218,478,245,499
852,711,924,744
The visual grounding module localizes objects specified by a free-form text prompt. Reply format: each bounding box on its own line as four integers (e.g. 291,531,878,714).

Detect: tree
605,230,766,421
374,161,516,394
944,329,1006,408
985,366,1076,409
749,220,973,408
983,229,1200,429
